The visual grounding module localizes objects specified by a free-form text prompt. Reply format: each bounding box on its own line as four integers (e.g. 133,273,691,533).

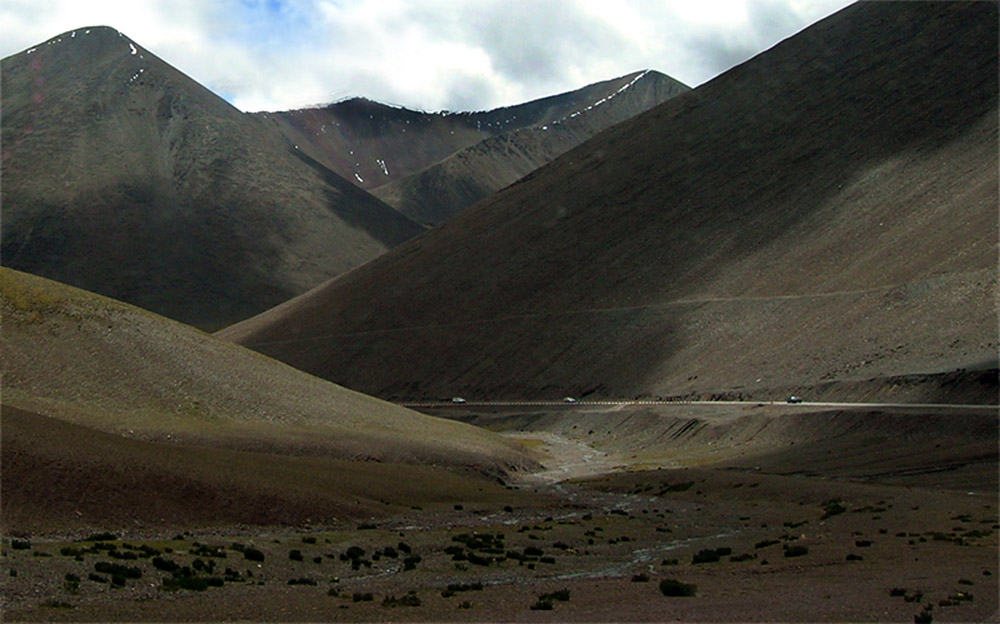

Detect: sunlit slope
222,2,997,403
0,268,531,474
1,27,423,330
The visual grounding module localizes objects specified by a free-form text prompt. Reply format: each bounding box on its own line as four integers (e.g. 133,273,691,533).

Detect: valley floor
2,404,997,622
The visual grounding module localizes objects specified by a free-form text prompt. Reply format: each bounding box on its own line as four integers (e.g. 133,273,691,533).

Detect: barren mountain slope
0,268,533,532
1,27,423,330
373,70,689,225
253,71,686,204
222,2,997,403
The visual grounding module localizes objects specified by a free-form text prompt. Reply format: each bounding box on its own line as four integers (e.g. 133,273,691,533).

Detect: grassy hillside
0,268,534,533
222,2,997,403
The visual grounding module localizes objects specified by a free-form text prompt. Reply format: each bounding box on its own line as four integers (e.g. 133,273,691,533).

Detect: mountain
220,1,998,404
0,27,424,330
256,71,688,225
0,267,533,532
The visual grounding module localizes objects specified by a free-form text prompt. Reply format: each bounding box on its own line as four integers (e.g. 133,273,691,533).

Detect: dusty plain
3,402,996,622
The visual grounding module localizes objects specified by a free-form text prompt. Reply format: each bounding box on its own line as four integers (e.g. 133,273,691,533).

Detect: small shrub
83,532,117,542
855,540,874,548
783,545,809,558
530,600,553,610
890,587,908,597
40,599,75,609
243,548,265,562
403,555,422,570
692,549,721,564
289,549,304,561
846,553,863,561
821,500,847,519
88,573,107,583
162,576,209,591
914,609,933,624
659,578,697,597
94,561,142,579
153,556,180,572
458,600,472,609
11,539,31,550
540,589,570,602
288,577,317,586
661,558,678,566
301,536,317,544
631,573,650,582
352,592,374,602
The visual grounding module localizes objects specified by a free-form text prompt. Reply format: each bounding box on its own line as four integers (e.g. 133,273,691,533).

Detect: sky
0,0,854,113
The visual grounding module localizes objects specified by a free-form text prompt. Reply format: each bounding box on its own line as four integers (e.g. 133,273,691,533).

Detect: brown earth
221,1,998,404
2,402,995,622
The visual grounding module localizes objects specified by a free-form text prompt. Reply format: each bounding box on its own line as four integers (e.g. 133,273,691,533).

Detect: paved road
400,399,998,412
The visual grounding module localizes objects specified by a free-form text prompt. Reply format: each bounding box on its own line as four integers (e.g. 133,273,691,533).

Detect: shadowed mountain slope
258,71,688,225
0,268,533,532
373,71,689,225
1,27,424,330
222,2,997,404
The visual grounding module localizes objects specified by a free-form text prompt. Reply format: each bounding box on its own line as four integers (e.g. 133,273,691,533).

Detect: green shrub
301,536,317,544
11,539,31,550
539,589,570,602
345,546,366,560
403,555,422,570
243,548,265,562
88,573,107,583
153,557,179,572
94,561,141,579
289,549,304,561
692,549,720,564
783,545,809,558
659,578,697,597
162,576,210,591
352,592,374,602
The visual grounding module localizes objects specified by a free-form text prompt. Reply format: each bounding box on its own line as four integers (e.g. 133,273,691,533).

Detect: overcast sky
1,0,854,113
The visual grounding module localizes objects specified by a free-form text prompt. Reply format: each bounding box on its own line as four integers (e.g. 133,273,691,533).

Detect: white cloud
0,0,854,112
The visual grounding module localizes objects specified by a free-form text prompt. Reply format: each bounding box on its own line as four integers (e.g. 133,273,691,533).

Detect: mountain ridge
1,25,424,330
221,1,998,403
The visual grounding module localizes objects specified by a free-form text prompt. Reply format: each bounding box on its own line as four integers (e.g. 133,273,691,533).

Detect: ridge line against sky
1,0,853,113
